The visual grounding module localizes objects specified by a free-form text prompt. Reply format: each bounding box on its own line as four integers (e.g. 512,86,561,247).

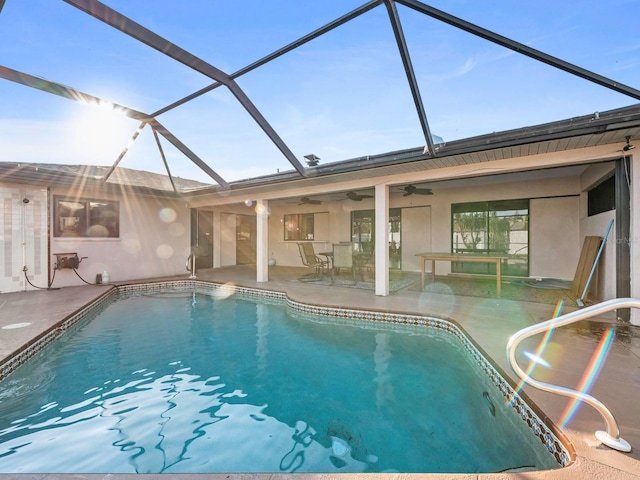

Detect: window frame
283,213,315,241
53,196,120,238
587,174,615,217
451,199,529,276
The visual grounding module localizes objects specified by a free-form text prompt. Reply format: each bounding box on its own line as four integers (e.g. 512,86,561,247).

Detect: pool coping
0,278,575,474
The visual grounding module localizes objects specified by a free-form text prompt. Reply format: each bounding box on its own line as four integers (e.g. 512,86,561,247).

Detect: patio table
416,252,508,297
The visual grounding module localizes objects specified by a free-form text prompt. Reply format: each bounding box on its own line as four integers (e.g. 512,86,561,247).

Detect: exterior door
351,209,401,268
236,214,256,265
190,209,213,269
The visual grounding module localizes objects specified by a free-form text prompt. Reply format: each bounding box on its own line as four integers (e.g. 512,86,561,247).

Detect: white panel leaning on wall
0,187,48,293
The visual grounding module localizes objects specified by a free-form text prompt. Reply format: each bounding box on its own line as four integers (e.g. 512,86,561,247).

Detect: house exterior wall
529,196,580,280
49,186,190,288
0,155,625,303
263,175,582,280
401,206,431,271
267,204,333,268
220,213,237,266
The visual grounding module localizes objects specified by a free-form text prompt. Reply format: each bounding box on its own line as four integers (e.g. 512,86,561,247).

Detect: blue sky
1,0,639,184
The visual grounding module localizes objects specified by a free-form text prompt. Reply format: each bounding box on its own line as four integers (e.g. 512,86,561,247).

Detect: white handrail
506,298,639,452
186,253,196,279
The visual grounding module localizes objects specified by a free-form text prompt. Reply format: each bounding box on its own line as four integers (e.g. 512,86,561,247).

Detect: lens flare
156,244,174,259
558,327,615,429
255,204,268,215
507,300,563,405
523,351,551,368
159,208,177,223
122,234,141,254
212,283,237,299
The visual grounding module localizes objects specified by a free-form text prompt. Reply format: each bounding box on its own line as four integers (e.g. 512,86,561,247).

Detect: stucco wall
261,175,582,280
220,213,237,266
529,196,580,279
401,206,431,271
49,186,191,287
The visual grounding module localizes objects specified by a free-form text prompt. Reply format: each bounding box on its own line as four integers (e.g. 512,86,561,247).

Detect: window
283,213,314,241
451,199,529,276
587,175,615,216
54,196,119,237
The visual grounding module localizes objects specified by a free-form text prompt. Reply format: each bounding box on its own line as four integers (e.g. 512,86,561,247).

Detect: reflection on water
255,303,269,373
374,333,393,409
0,365,375,473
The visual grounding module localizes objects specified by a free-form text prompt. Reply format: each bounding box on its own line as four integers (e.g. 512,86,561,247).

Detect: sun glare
69,102,131,161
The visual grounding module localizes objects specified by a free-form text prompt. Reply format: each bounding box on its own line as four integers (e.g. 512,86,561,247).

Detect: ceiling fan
402,185,433,196
345,191,374,201
297,196,322,205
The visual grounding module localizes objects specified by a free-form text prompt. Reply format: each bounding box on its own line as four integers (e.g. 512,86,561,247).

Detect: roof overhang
181,102,640,202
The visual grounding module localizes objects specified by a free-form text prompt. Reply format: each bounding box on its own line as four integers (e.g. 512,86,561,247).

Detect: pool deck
0,265,639,479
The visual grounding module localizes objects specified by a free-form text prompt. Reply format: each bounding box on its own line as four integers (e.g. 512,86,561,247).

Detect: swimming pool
0,281,570,473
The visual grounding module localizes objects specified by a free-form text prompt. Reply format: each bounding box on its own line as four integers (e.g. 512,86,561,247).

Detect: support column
629,154,640,325
212,210,221,268
256,200,269,283
616,158,631,321
374,184,389,296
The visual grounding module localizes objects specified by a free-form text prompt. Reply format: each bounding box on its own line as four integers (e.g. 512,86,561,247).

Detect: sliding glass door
351,209,402,269
451,199,529,276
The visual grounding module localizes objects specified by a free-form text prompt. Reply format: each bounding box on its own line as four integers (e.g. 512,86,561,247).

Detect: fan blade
346,191,373,201
299,196,322,205
402,185,432,196
403,185,416,196
346,191,361,201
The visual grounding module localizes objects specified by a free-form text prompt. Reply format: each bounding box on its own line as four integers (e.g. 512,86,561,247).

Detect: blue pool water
0,289,560,473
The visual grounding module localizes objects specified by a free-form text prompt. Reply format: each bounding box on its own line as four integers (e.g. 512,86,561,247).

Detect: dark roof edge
181,102,640,196
0,163,188,198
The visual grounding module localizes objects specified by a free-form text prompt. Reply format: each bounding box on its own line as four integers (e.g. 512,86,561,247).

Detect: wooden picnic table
416,252,508,297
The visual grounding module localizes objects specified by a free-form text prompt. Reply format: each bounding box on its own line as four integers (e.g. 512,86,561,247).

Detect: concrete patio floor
0,265,639,479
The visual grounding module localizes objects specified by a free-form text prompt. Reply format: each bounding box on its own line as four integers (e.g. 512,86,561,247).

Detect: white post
374,184,389,296
212,210,221,268
190,254,197,279
256,199,269,282
630,152,640,325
